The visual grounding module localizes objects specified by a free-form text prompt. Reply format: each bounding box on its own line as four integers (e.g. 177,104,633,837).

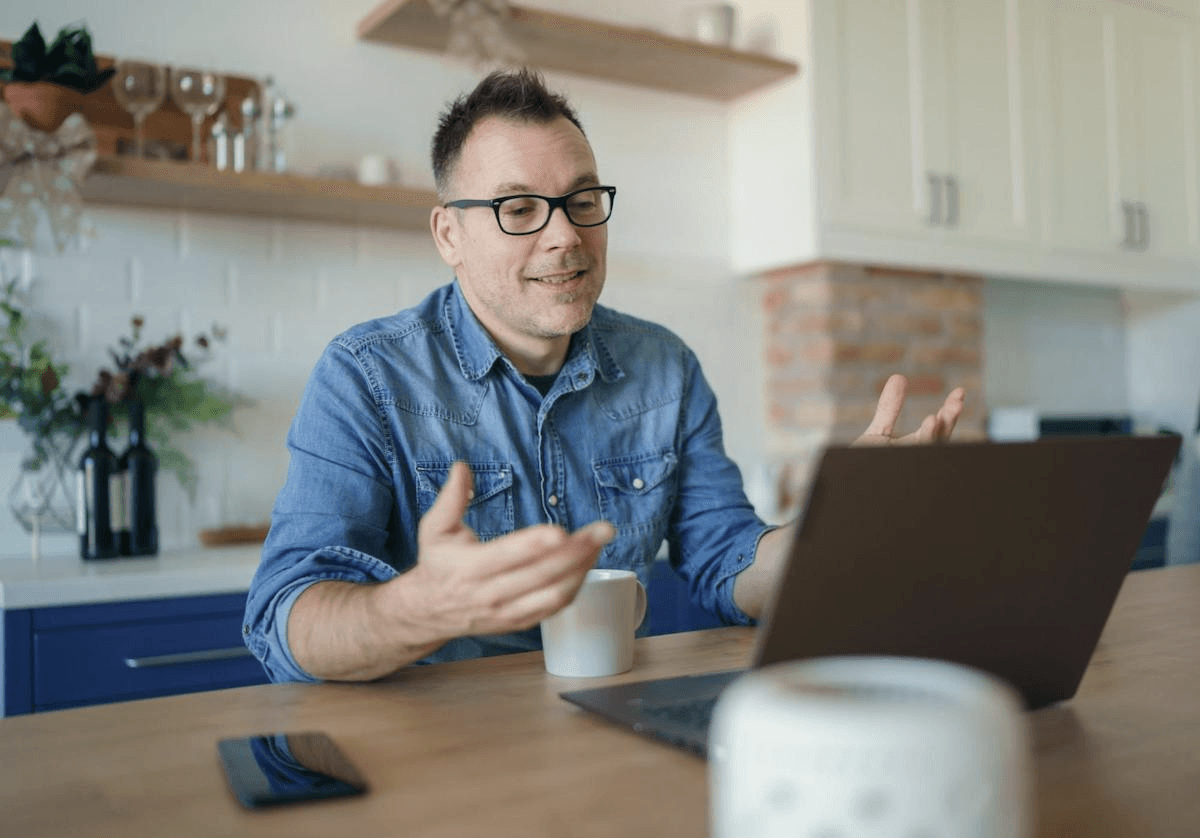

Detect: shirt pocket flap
415,462,514,507
593,451,677,496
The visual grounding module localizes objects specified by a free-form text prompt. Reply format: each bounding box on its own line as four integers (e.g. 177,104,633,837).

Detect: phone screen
217,732,368,809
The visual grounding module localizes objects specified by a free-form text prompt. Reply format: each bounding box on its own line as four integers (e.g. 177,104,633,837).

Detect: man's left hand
856,373,965,446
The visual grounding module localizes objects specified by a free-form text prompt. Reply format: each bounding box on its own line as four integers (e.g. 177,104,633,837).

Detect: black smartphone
217,732,368,809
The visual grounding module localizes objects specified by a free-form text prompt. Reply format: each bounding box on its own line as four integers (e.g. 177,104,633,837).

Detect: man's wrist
368,571,451,661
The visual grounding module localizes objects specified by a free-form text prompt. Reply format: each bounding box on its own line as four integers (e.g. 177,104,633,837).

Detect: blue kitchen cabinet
3,592,268,716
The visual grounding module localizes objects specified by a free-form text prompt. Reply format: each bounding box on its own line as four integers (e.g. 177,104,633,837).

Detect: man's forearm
286,578,445,681
732,522,796,620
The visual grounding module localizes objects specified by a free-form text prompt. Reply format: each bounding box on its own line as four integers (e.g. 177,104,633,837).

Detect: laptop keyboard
639,695,720,730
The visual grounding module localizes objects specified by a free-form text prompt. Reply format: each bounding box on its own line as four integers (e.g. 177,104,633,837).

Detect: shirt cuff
715,524,780,626
251,545,402,683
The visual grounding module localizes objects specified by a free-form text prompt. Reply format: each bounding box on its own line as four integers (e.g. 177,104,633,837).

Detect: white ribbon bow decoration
0,101,97,252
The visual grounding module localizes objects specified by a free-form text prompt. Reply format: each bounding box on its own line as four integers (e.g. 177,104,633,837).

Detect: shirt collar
570,311,624,385
445,281,505,381
444,280,625,385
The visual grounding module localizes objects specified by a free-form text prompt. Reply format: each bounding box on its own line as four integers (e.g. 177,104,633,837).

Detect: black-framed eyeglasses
444,186,617,236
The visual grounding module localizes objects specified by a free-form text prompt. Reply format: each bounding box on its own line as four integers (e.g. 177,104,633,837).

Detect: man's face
431,116,608,374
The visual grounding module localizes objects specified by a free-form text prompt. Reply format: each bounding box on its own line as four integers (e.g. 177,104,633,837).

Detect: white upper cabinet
731,0,1200,288
1037,0,1199,262
1035,0,1117,252
813,0,1031,243
923,0,1034,243
816,0,926,232
1115,3,1199,261
813,0,927,235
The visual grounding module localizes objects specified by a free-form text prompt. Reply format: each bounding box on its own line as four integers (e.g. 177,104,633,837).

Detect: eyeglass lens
497,188,613,234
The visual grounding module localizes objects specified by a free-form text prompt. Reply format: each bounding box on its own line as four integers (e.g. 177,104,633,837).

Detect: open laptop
560,435,1180,757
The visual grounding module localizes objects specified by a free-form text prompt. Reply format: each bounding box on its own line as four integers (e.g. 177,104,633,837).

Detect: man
244,69,964,683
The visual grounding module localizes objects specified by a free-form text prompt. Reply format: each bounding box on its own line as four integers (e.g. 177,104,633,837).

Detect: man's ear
431,206,462,269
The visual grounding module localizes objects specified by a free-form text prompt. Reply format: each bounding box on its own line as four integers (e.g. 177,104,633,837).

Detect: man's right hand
287,462,616,682
396,461,616,640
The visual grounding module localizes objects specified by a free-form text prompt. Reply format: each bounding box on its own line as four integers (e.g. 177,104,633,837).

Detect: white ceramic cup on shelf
357,153,399,186
686,3,738,47
541,568,647,678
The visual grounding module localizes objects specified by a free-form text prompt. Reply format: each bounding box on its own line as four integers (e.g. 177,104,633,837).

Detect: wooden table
1,564,1197,837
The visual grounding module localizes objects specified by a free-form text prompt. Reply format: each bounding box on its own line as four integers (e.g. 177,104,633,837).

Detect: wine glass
111,60,168,158
169,67,226,163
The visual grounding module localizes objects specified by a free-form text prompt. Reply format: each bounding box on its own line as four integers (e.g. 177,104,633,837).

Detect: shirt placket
534,354,596,529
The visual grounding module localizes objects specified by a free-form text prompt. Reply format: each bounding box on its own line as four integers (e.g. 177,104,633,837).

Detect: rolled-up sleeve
243,343,406,682
668,349,774,626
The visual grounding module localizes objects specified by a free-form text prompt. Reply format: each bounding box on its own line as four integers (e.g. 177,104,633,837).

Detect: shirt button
548,494,559,507
632,478,645,490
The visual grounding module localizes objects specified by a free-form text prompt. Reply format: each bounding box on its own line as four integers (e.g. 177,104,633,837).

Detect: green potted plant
1,21,115,131
0,269,244,538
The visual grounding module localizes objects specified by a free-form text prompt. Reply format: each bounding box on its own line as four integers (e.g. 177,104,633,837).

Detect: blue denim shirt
244,281,770,682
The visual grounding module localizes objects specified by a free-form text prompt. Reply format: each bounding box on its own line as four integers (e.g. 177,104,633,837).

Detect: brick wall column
757,261,986,515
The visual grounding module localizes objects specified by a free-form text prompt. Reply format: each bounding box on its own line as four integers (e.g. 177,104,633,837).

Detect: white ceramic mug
541,568,648,678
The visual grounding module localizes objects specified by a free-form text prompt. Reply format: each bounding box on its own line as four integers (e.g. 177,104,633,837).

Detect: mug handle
633,580,648,629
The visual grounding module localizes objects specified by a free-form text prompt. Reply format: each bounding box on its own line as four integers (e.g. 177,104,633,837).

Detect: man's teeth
534,271,582,283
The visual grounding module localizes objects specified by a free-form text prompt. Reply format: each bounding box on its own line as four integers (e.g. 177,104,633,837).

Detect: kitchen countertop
0,545,262,610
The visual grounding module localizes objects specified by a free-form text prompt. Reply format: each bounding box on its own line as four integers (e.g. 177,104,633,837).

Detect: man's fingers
473,521,616,621
864,373,908,438
418,461,474,541
482,520,615,575
477,520,605,568
576,520,617,546
935,387,966,440
907,413,940,444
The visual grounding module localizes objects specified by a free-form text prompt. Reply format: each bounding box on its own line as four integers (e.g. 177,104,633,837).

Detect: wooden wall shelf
356,0,799,102
81,157,438,231
2,40,257,160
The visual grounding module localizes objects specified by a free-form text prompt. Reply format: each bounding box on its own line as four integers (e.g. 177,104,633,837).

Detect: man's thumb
418,461,474,539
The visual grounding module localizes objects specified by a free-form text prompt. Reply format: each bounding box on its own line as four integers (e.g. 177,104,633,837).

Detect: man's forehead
456,116,597,194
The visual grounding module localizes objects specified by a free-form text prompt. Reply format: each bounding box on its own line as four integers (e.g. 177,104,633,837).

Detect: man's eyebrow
490,174,600,196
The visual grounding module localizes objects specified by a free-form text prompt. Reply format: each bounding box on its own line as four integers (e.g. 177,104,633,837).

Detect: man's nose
539,205,583,248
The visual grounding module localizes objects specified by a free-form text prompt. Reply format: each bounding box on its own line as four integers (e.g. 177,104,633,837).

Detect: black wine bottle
78,398,119,559
119,399,159,556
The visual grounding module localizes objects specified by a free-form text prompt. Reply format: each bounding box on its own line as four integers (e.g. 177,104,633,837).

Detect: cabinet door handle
1136,203,1150,251
123,646,254,669
927,172,943,225
944,175,960,227
1121,201,1137,249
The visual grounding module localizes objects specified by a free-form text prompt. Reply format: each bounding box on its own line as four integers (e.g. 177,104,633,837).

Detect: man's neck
504,336,570,377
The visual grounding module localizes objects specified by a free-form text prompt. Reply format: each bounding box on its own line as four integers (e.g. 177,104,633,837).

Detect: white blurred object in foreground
710,656,1032,838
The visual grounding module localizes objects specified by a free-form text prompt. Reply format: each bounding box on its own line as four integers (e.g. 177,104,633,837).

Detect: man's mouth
529,269,587,284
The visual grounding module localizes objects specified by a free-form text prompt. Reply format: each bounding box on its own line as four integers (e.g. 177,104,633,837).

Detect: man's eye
501,199,538,217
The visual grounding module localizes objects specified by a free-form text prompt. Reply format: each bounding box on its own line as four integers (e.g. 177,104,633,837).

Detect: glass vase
8,435,81,550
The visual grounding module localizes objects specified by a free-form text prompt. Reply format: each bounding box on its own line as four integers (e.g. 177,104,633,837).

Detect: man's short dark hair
432,68,586,200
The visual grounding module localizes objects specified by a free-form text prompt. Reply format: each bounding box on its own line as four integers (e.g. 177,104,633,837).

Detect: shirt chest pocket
414,461,515,540
593,449,678,532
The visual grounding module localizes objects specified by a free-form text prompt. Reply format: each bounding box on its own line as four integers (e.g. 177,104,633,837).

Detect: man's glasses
444,186,617,236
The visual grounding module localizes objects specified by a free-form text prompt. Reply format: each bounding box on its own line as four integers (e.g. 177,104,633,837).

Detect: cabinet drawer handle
1136,203,1149,251
123,646,254,669
927,172,943,225
1121,201,1137,249
944,175,959,227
